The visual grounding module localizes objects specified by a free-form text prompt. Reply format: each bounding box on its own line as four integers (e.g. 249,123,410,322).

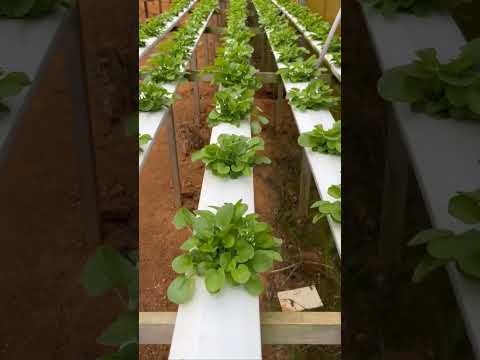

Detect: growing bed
359,3,480,356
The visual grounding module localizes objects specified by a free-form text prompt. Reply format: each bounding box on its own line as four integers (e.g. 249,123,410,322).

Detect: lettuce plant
167,201,283,304
329,36,342,66
144,53,185,83
192,134,271,178
277,56,320,82
208,86,254,127
0,69,31,112
288,79,339,110
277,44,310,64
81,246,138,359
204,58,261,90
409,189,480,282
298,121,341,155
139,81,172,112
312,184,341,223
269,26,300,50
378,40,480,120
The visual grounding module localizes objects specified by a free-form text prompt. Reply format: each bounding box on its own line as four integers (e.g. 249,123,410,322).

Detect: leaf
216,203,234,229
261,250,283,262
172,254,193,274
251,251,274,272
173,208,194,229
244,273,264,296
458,252,480,278
467,87,480,115
0,72,30,97
231,264,251,284
167,276,195,304
205,268,225,294
251,121,262,135
180,237,197,251
448,193,480,224
427,229,480,260
81,246,136,297
378,65,423,102
97,311,138,347
408,229,454,246
412,255,448,283
236,239,255,263
219,252,231,269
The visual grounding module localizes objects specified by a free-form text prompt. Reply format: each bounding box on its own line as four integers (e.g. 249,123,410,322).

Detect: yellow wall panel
306,0,340,34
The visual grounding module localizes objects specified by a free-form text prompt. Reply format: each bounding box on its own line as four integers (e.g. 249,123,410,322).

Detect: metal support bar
185,70,280,83
274,81,284,131
65,5,101,244
144,0,149,18
298,152,312,218
190,51,201,126
317,8,341,68
166,108,182,208
140,311,341,345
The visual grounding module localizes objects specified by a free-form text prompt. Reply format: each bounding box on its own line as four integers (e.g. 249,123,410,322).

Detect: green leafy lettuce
288,79,339,110
167,201,283,303
208,86,254,127
311,184,341,223
409,189,480,282
298,120,341,155
277,56,320,82
378,39,480,120
139,81,172,112
192,134,271,178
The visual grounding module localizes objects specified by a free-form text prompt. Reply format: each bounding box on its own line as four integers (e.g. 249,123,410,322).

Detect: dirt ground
139,3,341,359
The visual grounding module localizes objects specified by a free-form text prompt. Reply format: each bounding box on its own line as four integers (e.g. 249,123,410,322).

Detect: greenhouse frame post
144,0,149,18
298,152,312,218
64,4,101,244
190,51,201,126
166,108,182,208
379,115,409,268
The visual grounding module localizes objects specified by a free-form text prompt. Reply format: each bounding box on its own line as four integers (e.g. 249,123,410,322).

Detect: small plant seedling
277,44,310,64
167,201,283,304
311,184,341,223
298,121,341,155
139,81,172,112
378,39,480,121
144,53,185,83
192,134,271,178
203,57,261,90
81,245,138,359
139,133,153,152
0,69,31,112
409,189,480,282
208,86,254,127
277,56,320,83
288,79,339,111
